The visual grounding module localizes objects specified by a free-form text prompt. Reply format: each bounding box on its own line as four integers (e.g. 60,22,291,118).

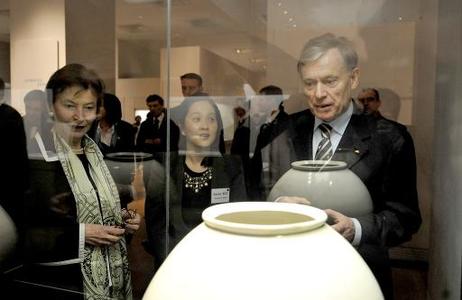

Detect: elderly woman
144,95,247,265
22,64,139,299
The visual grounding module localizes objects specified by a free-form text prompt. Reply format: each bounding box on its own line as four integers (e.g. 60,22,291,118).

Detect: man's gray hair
297,33,358,74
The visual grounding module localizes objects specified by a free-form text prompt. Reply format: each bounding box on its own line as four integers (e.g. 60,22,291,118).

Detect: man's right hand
85,224,125,246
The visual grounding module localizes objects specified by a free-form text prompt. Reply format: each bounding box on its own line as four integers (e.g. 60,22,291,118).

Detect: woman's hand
121,208,141,235
85,224,125,246
124,212,141,235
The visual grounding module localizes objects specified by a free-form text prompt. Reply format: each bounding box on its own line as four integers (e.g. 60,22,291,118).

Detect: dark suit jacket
136,114,180,159
88,120,136,206
144,153,247,264
266,105,421,298
22,151,83,293
231,110,289,201
0,104,28,270
88,120,135,155
16,133,130,295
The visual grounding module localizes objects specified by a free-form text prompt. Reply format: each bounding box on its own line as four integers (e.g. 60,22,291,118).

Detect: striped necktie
315,123,333,160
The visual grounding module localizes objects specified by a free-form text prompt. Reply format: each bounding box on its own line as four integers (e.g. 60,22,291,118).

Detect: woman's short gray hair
297,33,358,74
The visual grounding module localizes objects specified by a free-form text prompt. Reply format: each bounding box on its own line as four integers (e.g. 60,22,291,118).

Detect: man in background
180,73,203,97
136,94,179,162
358,88,381,117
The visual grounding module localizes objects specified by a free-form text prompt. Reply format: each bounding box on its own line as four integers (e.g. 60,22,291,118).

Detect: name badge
211,188,230,204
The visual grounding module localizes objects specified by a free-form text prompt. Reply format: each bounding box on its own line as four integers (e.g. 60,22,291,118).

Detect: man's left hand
325,209,355,242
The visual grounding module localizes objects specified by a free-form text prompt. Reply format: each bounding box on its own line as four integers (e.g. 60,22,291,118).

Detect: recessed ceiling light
283,10,288,15
289,18,293,22
292,24,297,28
277,2,282,7
235,48,251,54
398,16,403,21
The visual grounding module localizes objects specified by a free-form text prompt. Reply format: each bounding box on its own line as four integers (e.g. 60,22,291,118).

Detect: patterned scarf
54,133,132,300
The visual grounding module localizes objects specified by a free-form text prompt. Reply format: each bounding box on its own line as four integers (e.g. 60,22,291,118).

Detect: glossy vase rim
291,160,347,172
105,151,154,162
202,202,327,236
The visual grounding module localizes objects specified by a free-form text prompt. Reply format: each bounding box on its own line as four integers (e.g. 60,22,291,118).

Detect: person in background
23,89,53,155
180,73,203,97
144,95,246,265
231,85,288,200
88,93,136,207
88,93,134,155
358,88,382,117
264,34,421,299
132,115,142,143
133,115,142,128
136,94,180,163
21,64,140,299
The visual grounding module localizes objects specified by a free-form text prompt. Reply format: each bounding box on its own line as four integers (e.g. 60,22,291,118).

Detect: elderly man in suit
271,34,421,299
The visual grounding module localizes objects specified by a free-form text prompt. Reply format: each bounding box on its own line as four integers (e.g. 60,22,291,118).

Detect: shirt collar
314,101,353,135
154,112,164,123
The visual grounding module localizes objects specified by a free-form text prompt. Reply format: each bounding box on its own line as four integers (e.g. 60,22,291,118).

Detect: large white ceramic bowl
268,160,373,217
143,201,383,300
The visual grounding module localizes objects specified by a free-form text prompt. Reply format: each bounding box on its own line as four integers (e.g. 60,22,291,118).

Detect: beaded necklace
184,167,213,193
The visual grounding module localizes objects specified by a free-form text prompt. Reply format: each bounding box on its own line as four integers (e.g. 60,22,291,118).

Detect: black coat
0,104,28,270
136,115,180,159
144,153,247,264
265,105,421,298
87,120,135,155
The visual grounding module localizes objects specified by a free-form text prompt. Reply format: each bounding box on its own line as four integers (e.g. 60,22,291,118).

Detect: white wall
65,0,116,93
9,0,66,113
116,77,160,122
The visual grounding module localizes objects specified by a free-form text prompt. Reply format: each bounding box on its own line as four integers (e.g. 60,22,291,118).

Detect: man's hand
85,224,125,246
325,209,355,242
274,196,311,205
145,138,161,145
152,138,161,145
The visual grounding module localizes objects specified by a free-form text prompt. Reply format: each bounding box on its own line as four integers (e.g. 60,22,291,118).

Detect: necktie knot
319,123,332,137
153,117,160,130
315,123,333,160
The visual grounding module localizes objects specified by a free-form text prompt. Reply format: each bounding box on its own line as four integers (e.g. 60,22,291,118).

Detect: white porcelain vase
0,205,17,264
143,201,383,300
268,160,373,217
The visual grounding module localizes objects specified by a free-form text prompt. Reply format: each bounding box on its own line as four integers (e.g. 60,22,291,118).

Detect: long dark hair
102,93,122,125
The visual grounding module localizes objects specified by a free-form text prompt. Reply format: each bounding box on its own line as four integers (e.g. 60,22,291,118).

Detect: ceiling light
283,10,288,15
289,18,293,22
250,58,265,64
235,48,251,54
